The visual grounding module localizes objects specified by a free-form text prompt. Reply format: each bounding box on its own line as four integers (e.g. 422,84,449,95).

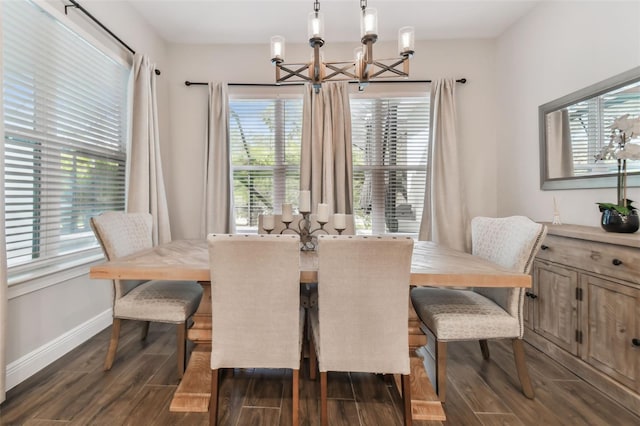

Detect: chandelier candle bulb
361,7,378,38
398,26,414,56
317,203,330,223
334,213,346,230
308,11,324,40
270,35,285,61
299,190,311,213
282,203,293,222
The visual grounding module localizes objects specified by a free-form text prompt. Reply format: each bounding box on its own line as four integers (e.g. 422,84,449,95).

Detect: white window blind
229,97,302,232
2,0,130,278
351,97,429,235
567,80,640,176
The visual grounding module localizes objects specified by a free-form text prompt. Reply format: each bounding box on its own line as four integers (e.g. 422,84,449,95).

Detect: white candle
299,190,311,213
317,203,329,223
282,203,293,222
262,214,275,231
334,213,346,230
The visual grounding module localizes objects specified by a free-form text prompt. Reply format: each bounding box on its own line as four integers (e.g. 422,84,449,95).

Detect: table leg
404,298,446,421
170,281,212,413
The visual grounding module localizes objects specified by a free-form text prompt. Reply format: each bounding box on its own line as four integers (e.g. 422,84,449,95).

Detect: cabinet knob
632,338,640,347
540,244,549,250
612,258,623,266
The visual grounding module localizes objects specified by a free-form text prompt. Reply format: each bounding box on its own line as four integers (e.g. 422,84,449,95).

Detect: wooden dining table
89,239,531,422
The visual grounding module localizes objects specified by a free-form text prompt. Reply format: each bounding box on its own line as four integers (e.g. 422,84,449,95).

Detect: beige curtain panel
420,79,470,252
300,81,353,214
546,108,574,179
201,82,235,236
127,54,172,245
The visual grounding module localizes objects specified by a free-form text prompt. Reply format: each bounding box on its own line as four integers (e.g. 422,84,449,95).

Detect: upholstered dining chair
207,234,304,426
410,216,547,402
309,235,414,426
90,212,203,377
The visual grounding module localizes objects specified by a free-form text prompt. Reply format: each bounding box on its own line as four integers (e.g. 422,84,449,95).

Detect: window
2,0,130,281
229,97,303,232
351,96,429,235
229,94,429,235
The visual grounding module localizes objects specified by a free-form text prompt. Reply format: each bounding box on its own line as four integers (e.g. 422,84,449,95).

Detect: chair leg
512,338,535,399
209,369,220,425
435,340,447,403
177,322,187,378
140,321,150,341
401,374,413,426
309,331,317,380
479,339,490,360
292,369,300,426
104,318,121,371
320,371,328,426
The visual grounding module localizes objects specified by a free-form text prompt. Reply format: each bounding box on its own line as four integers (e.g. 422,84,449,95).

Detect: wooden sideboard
524,223,640,416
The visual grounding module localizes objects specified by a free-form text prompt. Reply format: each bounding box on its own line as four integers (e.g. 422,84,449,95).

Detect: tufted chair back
472,216,547,323
90,211,153,300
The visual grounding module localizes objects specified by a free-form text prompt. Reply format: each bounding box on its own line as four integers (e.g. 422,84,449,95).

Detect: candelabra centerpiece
262,190,346,251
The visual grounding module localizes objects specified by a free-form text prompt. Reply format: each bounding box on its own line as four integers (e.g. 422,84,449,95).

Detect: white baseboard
6,309,112,391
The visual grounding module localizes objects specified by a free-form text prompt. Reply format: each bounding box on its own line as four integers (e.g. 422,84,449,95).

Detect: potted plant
595,114,640,233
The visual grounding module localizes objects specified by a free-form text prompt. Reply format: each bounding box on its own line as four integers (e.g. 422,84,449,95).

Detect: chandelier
270,0,415,91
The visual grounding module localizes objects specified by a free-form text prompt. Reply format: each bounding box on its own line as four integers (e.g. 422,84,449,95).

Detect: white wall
4,0,169,389
495,1,640,225
165,39,500,239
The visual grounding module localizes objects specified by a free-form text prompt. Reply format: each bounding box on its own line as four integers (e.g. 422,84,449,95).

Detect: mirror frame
539,66,640,190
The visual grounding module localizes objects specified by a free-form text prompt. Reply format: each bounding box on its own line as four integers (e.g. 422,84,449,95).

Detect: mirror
540,66,640,190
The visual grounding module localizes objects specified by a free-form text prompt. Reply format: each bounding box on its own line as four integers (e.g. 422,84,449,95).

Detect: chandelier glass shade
270,0,414,91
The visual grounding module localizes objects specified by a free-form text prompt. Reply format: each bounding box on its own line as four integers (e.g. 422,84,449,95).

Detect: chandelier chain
360,0,367,11
314,0,320,13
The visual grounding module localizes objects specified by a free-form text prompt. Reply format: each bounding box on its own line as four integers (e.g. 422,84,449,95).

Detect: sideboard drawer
537,234,640,284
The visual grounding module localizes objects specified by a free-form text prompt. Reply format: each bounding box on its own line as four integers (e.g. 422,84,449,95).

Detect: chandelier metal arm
324,62,357,80
277,64,312,82
370,59,409,79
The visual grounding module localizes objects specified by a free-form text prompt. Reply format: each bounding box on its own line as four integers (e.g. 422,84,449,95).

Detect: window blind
229,98,303,232
2,0,130,276
351,97,429,235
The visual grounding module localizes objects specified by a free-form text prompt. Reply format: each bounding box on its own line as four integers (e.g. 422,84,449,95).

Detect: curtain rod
184,78,467,87
65,0,161,75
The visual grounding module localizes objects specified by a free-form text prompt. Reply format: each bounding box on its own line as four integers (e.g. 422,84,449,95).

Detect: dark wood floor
1,320,639,426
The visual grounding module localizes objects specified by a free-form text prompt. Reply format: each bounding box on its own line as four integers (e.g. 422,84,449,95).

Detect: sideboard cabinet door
532,260,580,355
581,274,640,392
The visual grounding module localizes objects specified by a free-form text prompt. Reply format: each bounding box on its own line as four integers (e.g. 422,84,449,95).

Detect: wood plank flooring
1,320,639,425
